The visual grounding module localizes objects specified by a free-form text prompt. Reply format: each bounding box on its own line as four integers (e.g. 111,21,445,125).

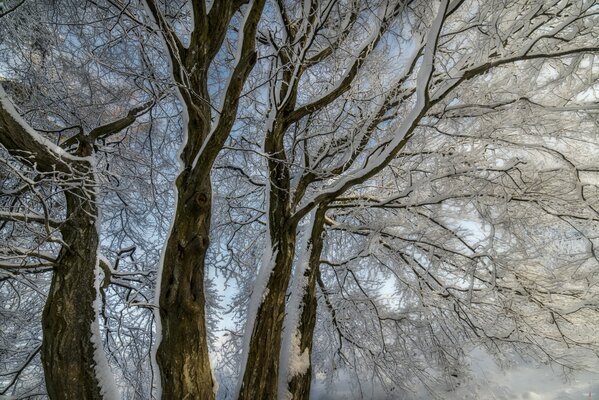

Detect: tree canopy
1,1,599,399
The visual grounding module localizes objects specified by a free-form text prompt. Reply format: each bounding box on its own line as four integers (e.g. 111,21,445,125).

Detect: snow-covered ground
308,351,599,400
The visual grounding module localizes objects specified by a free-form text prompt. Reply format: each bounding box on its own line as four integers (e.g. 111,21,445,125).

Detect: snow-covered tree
2,0,599,399
0,2,167,397
223,0,599,398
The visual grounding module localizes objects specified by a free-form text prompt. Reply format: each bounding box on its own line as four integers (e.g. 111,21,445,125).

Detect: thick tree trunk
2,87,116,399
286,207,326,400
41,188,105,399
143,2,264,397
155,174,215,400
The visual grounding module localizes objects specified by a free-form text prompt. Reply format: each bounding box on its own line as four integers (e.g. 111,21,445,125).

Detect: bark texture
238,227,297,400
287,207,326,400
1,83,162,399
239,113,297,399
155,174,215,399
1,86,107,399
143,1,265,397
42,188,104,400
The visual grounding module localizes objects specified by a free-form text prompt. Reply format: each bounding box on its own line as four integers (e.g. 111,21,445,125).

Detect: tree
2,0,599,399
223,0,599,398
0,2,163,397
0,87,147,399
299,99,599,397
138,1,267,398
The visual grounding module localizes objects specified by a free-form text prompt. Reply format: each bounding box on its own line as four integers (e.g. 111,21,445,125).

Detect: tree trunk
155,173,215,399
142,2,264,396
239,110,300,399
1,86,115,399
41,188,106,399
286,207,326,400
238,227,297,399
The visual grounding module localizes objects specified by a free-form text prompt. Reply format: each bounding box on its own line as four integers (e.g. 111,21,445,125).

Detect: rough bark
287,207,326,400
155,173,215,399
1,86,107,399
1,83,164,399
143,1,264,397
238,3,405,394
239,114,297,399
41,187,105,400
238,226,297,400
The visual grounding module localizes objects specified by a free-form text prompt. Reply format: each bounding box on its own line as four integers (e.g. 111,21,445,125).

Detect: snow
296,0,448,215
211,366,219,398
190,0,255,171
235,70,290,395
434,0,595,102
2,81,120,398
148,120,182,399
91,180,120,399
235,236,278,396
141,0,194,395
278,210,316,399
91,262,120,399
287,329,310,377
0,85,90,164
236,170,280,396
293,7,383,113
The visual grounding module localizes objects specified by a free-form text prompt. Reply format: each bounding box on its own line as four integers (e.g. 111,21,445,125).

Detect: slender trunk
156,173,215,399
41,187,106,399
286,207,326,400
239,225,297,399
239,110,299,398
